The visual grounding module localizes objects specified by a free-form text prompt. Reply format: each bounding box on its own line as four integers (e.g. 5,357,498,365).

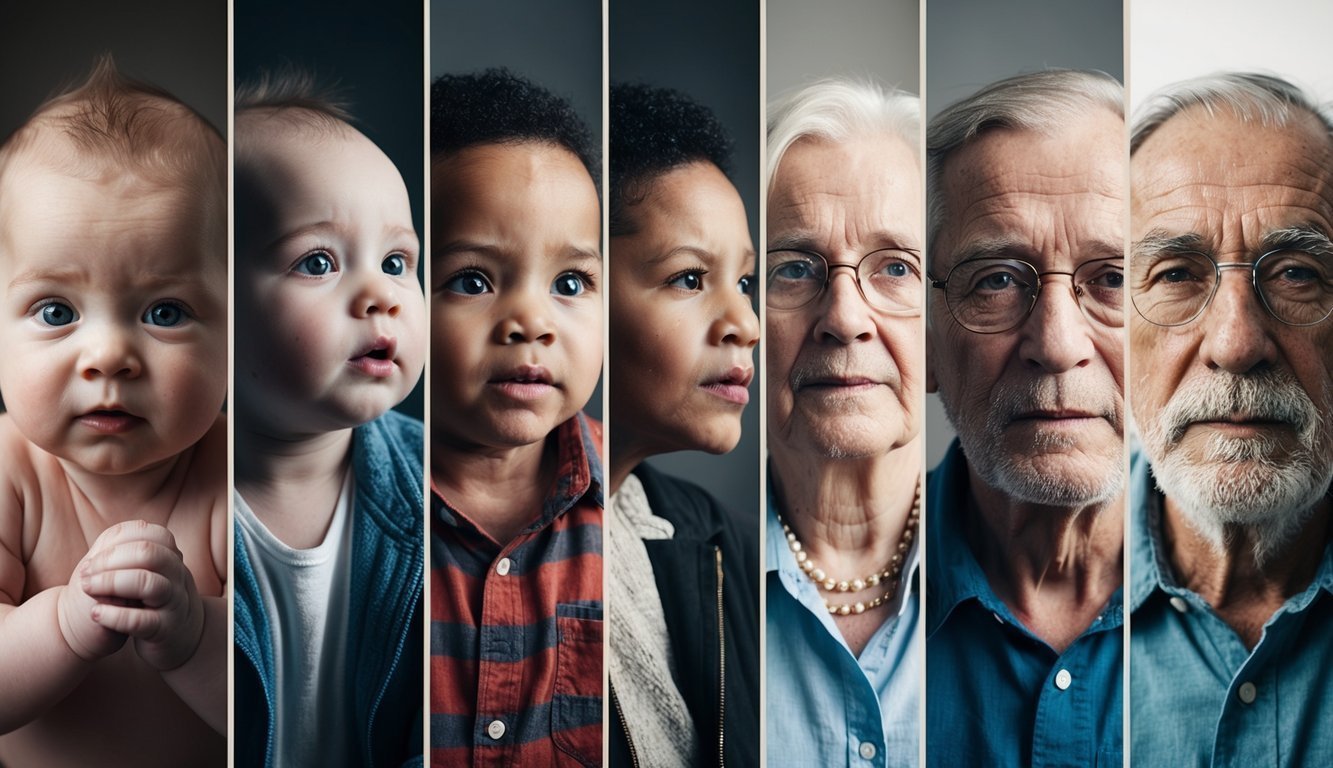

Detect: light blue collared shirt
926,440,1123,767
765,478,922,768
1130,449,1333,767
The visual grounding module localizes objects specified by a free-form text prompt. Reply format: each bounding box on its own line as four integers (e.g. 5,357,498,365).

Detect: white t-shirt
235,471,356,768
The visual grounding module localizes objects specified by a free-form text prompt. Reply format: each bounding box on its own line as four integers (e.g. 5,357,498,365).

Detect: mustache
1160,369,1320,445
988,375,1121,426
788,352,901,391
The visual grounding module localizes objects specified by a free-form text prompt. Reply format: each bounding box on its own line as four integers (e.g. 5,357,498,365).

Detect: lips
1012,409,1100,420
489,364,557,400
76,407,145,434
701,366,753,405
348,336,397,378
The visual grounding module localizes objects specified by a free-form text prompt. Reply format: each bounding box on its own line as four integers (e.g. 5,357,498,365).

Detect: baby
232,72,425,767
429,69,604,766
0,60,228,766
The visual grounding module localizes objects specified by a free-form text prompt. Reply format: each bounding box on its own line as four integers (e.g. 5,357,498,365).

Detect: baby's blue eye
553,272,586,297
383,254,406,275
295,251,336,276
445,270,492,296
669,271,704,291
39,302,78,327
738,275,755,296
144,302,187,327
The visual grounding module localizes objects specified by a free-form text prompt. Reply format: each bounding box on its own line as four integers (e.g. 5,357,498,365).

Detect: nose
1017,276,1095,373
493,285,556,345
79,323,143,381
352,273,402,318
708,288,760,348
1198,269,1278,374
811,267,875,343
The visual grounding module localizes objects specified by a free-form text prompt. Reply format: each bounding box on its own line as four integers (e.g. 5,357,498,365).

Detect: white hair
1130,71,1333,154
767,77,919,200
926,69,1123,251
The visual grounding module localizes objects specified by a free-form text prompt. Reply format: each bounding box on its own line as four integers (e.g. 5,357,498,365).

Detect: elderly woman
764,78,925,767
606,83,760,767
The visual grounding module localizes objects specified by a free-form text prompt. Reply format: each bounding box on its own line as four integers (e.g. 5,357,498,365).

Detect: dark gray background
430,0,604,421
612,0,760,516
0,0,226,414
925,0,1123,466
236,0,425,419
768,0,919,99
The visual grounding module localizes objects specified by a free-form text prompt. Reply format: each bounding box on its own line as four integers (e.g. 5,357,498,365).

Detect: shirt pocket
552,602,603,768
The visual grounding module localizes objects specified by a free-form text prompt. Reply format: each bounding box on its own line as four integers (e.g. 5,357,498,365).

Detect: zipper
715,545,726,768
611,683,641,768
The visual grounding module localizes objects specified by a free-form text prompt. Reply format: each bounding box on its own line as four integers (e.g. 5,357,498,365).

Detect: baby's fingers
88,520,180,554
82,568,174,608
90,603,162,639
82,540,185,582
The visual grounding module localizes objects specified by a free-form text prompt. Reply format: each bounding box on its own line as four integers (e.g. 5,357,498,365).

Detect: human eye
443,268,493,296
142,300,190,328
667,269,706,291
382,253,406,276
552,270,593,297
293,250,337,276
737,274,756,296
1082,261,1125,290
35,300,78,327
771,260,817,282
972,269,1022,293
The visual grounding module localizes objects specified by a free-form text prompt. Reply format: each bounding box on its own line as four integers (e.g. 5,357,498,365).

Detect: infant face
235,118,425,435
430,142,603,451
0,161,227,475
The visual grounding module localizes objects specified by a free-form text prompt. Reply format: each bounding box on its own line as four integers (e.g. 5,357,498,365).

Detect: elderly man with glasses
923,70,1126,767
764,77,924,768
1128,73,1333,766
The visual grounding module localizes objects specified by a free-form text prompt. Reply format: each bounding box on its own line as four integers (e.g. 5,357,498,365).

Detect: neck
431,434,555,544
61,450,192,523
771,437,922,579
608,432,652,497
235,426,353,494
1163,495,1328,645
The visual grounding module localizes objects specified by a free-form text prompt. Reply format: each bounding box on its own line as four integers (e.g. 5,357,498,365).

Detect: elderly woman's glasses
1131,249,1333,327
928,256,1124,334
766,248,923,313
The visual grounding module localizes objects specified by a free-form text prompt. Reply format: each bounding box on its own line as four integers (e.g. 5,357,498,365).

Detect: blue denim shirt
1130,449,1333,767
765,476,922,768
926,440,1123,767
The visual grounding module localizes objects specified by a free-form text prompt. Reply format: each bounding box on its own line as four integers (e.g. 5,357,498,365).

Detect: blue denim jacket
926,440,1123,768
234,411,424,768
1130,449,1333,767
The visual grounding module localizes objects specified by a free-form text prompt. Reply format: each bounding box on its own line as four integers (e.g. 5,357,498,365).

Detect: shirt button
1169,596,1189,613
859,741,877,760
496,557,512,576
487,719,506,740
1238,682,1257,704
1055,668,1072,690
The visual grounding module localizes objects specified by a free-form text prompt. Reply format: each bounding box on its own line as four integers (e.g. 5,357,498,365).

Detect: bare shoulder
0,414,36,604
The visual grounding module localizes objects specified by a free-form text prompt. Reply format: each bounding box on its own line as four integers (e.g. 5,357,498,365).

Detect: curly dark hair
609,83,733,236
430,68,596,183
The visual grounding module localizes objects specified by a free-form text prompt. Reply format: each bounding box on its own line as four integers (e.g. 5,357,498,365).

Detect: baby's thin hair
0,54,224,192
235,67,354,130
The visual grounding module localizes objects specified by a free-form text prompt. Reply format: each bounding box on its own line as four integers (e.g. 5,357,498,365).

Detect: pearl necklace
777,479,921,616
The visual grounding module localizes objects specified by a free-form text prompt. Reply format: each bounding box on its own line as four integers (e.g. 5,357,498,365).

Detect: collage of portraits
0,0,1329,766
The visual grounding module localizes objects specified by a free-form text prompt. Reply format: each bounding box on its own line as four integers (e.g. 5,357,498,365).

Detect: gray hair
926,69,1123,252
1130,71,1333,154
767,77,919,200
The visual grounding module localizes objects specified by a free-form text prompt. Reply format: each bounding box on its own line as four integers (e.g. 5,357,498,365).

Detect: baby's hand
56,531,130,662
78,520,205,671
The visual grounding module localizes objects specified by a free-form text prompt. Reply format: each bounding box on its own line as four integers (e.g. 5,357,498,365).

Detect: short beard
943,375,1124,506
1137,368,1332,567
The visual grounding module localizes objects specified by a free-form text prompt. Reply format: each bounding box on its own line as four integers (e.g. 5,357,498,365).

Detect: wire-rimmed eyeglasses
766,248,923,313
928,256,1124,334
1131,249,1333,327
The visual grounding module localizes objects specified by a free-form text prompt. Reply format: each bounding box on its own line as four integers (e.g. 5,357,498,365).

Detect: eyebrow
1132,230,1208,260
767,229,918,254
8,267,207,293
1261,225,1333,257
263,220,419,255
434,239,601,265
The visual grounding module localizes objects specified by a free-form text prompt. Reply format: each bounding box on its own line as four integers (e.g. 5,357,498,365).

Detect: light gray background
430,0,603,420
768,0,919,99
924,0,1123,467
611,0,760,516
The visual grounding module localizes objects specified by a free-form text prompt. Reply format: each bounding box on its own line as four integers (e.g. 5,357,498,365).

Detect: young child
232,73,425,767
429,69,604,767
0,59,228,766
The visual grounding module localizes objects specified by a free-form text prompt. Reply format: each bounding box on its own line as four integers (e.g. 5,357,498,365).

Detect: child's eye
738,274,755,296
552,271,588,297
444,270,492,296
143,301,188,327
668,270,705,291
38,302,78,327
383,254,406,275
294,251,337,276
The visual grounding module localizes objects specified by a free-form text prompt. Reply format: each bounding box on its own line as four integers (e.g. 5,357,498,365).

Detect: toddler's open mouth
489,364,557,400
348,336,398,378
701,366,753,406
